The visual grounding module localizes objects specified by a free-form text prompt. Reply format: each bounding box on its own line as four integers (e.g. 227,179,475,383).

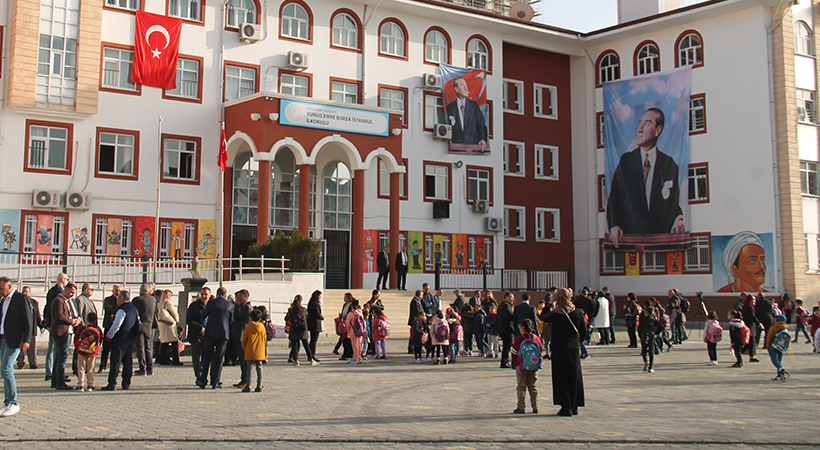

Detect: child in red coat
371,308,390,359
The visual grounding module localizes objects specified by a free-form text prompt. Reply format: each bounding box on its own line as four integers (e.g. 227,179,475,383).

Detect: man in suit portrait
395,246,409,291
376,246,390,291
446,77,488,150
0,276,33,416
606,107,685,248
197,287,234,389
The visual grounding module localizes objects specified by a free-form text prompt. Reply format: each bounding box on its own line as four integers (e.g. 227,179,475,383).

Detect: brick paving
1,330,818,449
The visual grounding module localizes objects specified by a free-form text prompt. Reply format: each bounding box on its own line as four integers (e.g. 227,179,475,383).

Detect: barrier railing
437,265,570,292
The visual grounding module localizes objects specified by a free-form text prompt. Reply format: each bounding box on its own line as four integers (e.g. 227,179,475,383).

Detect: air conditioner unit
65,191,92,210
485,216,503,232
432,201,450,219
239,23,262,43
434,124,452,140
31,190,60,209
287,51,309,70
473,199,490,214
421,73,441,91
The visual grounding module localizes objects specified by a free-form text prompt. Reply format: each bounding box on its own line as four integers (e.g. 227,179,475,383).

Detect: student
638,307,662,373
765,315,790,381
73,312,102,392
411,311,426,363
371,308,390,359
511,319,542,414
808,306,820,353
486,303,500,359
445,308,462,363
792,300,812,343
460,303,475,356
727,310,748,368
430,311,450,365
424,316,435,359
240,309,267,392
703,311,722,365
474,305,488,357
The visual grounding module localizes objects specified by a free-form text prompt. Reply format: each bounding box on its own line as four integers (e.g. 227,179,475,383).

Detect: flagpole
153,115,162,283
218,122,225,288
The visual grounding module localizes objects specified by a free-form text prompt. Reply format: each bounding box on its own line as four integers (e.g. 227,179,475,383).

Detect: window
533,83,557,119
676,31,703,67
281,2,310,41
232,152,258,226
466,167,492,204
37,0,80,106
597,51,620,86
502,79,524,114
689,94,706,134
101,46,137,92
377,158,407,200
164,57,201,101
503,141,525,176
635,42,659,75
816,235,820,271
106,0,140,11
597,112,605,148
688,163,709,203
597,175,606,212
801,160,819,196
323,161,352,231
331,11,359,50
280,72,309,97
797,89,817,124
424,29,449,64
424,162,450,201
795,21,813,56
168,0,201,22
271,150,305,231
331,79,358,104
466,37,489,71
379,86,407,126
26,120,72,174
424,93,445,130
225,64,257,101
159,221,196,259
379,20,406,58
97,128,138,179
93,217,133,257
227,0,257,28
23,213,66,254
504,207,525,240
162,135,200,183
535,145,558,180
641,252,665,272
684,234,711,272
601,245,625,274
535,208,559,242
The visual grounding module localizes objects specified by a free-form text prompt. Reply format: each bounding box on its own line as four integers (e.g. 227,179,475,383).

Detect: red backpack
74,325,102,357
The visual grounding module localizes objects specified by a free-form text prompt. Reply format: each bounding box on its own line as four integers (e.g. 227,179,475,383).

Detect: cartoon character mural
712,231,775,293
0,210,21,253
132,216,156,258
197,219,216,259
363,231,377,273
2,223,16,252
408,231,424,274
452,234,467,269
70,227,89,252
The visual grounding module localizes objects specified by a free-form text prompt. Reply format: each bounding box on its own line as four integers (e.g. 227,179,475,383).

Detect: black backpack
680,297,690,314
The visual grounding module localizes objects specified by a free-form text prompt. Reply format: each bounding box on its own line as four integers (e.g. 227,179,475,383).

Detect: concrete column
299,164,311,236
350,170,365,289
256,160,271,243
389,172,401,290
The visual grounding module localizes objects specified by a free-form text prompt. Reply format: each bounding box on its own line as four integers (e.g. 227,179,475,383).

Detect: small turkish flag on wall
131,11,182,90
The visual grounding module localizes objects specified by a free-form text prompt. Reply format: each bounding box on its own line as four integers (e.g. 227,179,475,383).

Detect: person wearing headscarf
541,288,586,417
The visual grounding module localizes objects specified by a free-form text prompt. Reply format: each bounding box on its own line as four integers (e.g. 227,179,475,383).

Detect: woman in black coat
742,294,762,362
286,295,315,365
542,288,586,417
306,290,323,363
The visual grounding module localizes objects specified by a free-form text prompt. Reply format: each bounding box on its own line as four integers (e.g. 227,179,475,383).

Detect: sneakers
513,408,525,414
415,358,423,363
86,386,94,392
731,362,743,368
242,386,251,393
749,358,760,362
648,368,655,373
0,404,20,417
708,361,718,366
254,386,263,392
310,360,319,366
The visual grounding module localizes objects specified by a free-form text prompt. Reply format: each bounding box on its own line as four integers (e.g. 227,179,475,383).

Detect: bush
247,229,321,272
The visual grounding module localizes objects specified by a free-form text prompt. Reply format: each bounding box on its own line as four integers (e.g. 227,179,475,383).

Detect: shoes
500,364,511,369
434,359,441,365
310,360,319,366
731,362,743,368
627,345,637,348
16,364,24,370
513,408,525,414
708,361,718,366
0,404,20,417
100,385,117,391
806,340,813,344
581,354,590,359
96,368,104,374
313,358,321,363
643,363,648,372
242,386,251,393
415,358,423,363
339,357,349,361
572,408,578,415
120,385,130,390
332,350,339,355
133,370,146,376
254,386,263,392
234,382,247,389
780,370,790,381
533,409,538,414
648,368,655,373
196,380,206,389
287,359,293,364
557,407,572,417
86,386,94,392
749,358,760,362
55,384,73,391
74,386,84,392
294,360,301,366
45,375,51,381
667,345,673,352
146,371,153,376
442,359,448,365
211,384,222,389
64,377,71,383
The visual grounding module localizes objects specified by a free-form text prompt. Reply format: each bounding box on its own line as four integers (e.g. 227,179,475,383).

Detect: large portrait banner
603,66,692,252
439,64,490,155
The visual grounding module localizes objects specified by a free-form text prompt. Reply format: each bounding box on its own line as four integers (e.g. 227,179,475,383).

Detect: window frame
465,165,493,206
162,54,204,104
423,161,452,203
103,0,143,14
279,69,312,97
166,0,205,25
423,27,452,66
100,42,141,96
597,174,606,213
465,35,492,74
160,133,202,185
640,251,667,273
378,84,408,128
534,144,558,180
688,162,709,204
157,217,199,259
675,30,704,68
801,160,820,197
487,100,494,139
225,0,261,31
683,232,712,274
329,8,362,53
329,77,361,104
378,18,408,61
504,206,526,241
377,157,408,201
797,88,818,124
534,207,560,243
279,0,313,44
223,60,259,102
633,40,660,76
595,50,620,88
689,93,707,135
423,92,444,132
95,127,140,181
92,214,135,258
20,210,69,256
596,111,605,148
600,239,626,275
533,83,557,119
24,119,74,175
502,140,525,177
795,20,814,57
502,79,524,115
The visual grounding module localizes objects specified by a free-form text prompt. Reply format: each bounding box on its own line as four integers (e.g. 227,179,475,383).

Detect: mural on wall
452,234,467,269
475,236,486,269
439,64,490,155
0,209,21,253
363,230,377,273
666,251,683,275
70,227,90,253
197,220,216,258
170,222,186,259
712,231,775,293
433,234,444,269
35,215,53,254
625,252,640,276
106,218,122,255
603,66,692,252
407,231,424,274
133,216,156,258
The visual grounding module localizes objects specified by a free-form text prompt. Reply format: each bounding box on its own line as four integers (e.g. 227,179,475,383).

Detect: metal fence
438,266,570,292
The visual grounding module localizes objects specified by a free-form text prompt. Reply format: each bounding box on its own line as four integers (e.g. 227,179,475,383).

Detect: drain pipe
577,34,600,288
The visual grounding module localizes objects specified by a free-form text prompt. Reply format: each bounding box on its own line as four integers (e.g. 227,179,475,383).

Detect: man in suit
376,247,390,290
606,108,685,248
513,293,539,338
420,283,436,317
187,286,210,381
395,246,409,291
231,289,252,388
451,289,465,314
468,290,482,308
50,283,80,390
496,292,515,368
197,287,234,389
102,290,140,391
407,290,423,354
132,283,157,376
98,285,121,373
43,273,68,381
0,276,33,417
16,286,41,370
445,77,488,150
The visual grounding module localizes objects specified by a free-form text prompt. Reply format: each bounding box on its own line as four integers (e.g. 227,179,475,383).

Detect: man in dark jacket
43,273,69,381
376,247,390,290
0,277,33,416
198,287,234,389
451,289,465,314
421,283,436,316
16,286,41,370
513,293,539,338
50,283,80,390
186,286,210,381
407,291,423,353
573,289,596,358
231,290,252,388
496,292,515,368
132,283,157,376
395,247,409,291
98,285,121,373
102,290,141,391
755,293,775,346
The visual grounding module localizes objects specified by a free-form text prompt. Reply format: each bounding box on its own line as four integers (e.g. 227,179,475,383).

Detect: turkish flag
218,127,228,172
131,11,182,90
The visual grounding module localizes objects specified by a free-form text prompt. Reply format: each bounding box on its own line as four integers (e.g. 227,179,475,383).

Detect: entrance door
324,230,349,289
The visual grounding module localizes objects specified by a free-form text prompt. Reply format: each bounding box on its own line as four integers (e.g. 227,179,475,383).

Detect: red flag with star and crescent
218,127,228,172
131,11,182,89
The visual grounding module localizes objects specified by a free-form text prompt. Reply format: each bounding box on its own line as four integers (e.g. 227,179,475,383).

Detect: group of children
410,302,509,364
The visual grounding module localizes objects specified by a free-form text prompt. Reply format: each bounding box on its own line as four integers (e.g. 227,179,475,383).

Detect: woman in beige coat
157,289,183,365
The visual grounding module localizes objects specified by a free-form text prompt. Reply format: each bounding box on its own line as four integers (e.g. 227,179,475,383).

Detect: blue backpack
518,338,542,372
771,330,791,352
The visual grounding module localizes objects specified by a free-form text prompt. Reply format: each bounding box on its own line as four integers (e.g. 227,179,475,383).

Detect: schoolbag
264,320,276,341
353,314,368,337
662,314,671,330
519,338,542,372
379,319,391,337
449,323,463,342
708,323,723,343
680,297,690,314
75,326,102,358
771,330,791,352
435,321,449,342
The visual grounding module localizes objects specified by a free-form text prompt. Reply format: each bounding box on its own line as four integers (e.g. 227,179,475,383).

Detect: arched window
597,51,620,86
425,29,449,64
226,0,257,28
380,20,406,58
635,42,659,75
676,31,703,67
796,21,813,56
281,2,310,41
467,37,489,71
331,11,359,50
323,161,351,231
232,152,258,226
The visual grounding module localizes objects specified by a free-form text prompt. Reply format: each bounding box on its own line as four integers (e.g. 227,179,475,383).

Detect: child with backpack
430,311,450,365
460,303,475,356
792,299,812,344
240,309,267,392
372,308,390,359
74,312,102,392
445,308,463,363
766,314,790,381
424,316,435,359
474,305,487,357
486,303,500,359
703,311,722,365
808,306,820,353
728,310,750,368
411,310,427,363
638,307,662,373
510,318,542,414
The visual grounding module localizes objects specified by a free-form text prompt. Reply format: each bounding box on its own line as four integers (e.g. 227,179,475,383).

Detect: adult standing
733,292,747,312
395,246,409,291
186,286,210,382
307,290,323,363
573,290,595,359
468,290,482,308
592,292,611,345
451,289,465,314
43,273,69,381
780,293,794,324
16,286,41,370
286,295,315,366
98,285,121,373
496,292,515,368
132,283,157,376
513,293,539,338
542,288,586,416
197,287,234,389
50,283,80,390
335,293,354,359
0,277,33,417
755,293,775,347
624,292,641,348
603,287,616,344
231,289,252,386
407,291,423,353
76,283,98,325
376,246,390,290
101,290,141,391
156,290,182,366
421,283,436,317
742,295,762,363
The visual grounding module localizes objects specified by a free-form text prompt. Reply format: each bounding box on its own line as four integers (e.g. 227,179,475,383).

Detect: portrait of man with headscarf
716,231,767,293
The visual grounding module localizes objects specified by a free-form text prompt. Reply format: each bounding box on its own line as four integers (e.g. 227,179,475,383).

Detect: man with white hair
132,283,157,376
717,231,767,293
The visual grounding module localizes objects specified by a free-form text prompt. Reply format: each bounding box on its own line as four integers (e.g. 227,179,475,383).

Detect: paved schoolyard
1,330,818,450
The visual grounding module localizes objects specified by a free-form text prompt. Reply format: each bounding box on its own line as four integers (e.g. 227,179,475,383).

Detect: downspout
577,34,599,288
362,0,384,103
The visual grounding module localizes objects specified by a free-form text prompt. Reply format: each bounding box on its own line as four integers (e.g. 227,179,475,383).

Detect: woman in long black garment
542,288,586,416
